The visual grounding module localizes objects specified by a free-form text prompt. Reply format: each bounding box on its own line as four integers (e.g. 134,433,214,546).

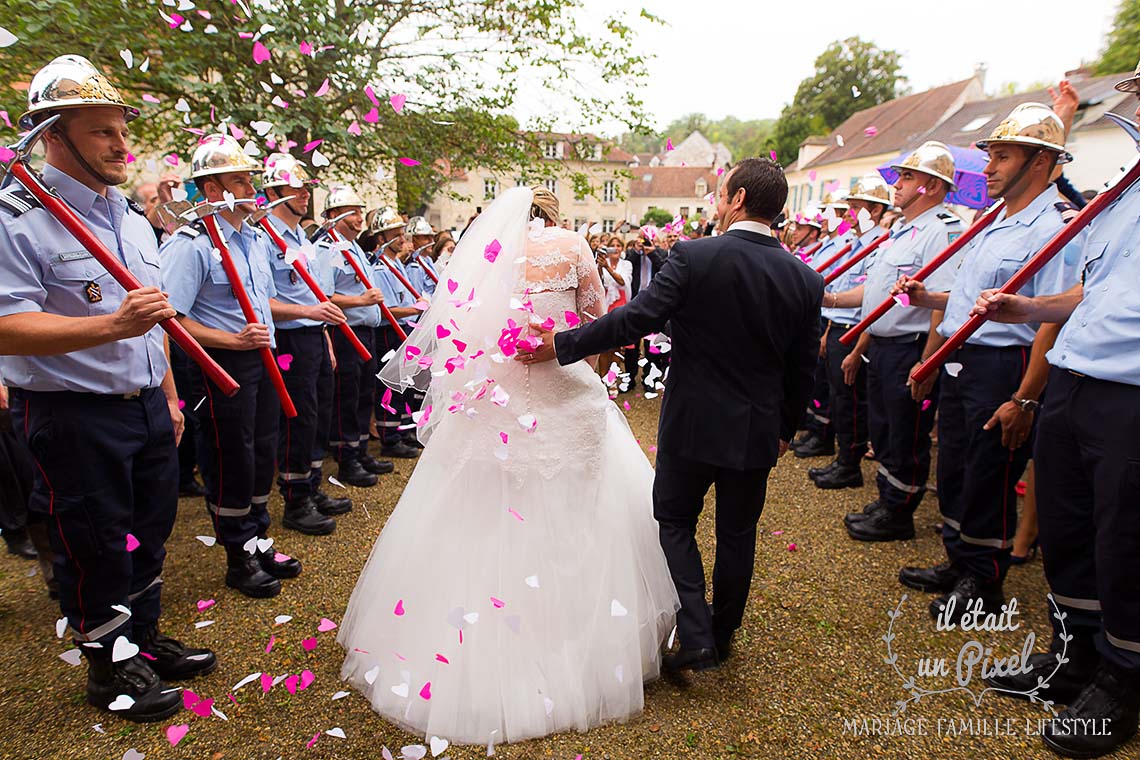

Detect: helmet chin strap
51,122,120,188
992,148,1042,202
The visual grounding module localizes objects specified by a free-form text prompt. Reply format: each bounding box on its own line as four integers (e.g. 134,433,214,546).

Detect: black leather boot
256,542,302,579
813,463,864,489
808,460,840,479
986,633,1099,705
313,489,352,516
225,546,281,598
1042,661,1139,758
929,575,1004,625
3,528,37,560
134,625,216,680
793,435,835,459
85,648,181,722
402,432,425,450
898,560,959,593
359,453,395,475
846,509,915,541
380,440,421,459
336,458,377,488
843,500,883,526
282,496,336,536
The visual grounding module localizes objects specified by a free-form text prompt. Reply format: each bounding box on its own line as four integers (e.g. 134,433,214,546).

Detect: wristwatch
1010,395,1040,412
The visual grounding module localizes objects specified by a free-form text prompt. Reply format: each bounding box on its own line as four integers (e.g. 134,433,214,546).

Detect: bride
337,187,679,746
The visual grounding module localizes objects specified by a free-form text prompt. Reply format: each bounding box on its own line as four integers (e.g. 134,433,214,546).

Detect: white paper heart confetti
108,694,136,711
430,736,449,757
610,599,627,617
364,665,380,685
326,727,346,739
111,635,139,663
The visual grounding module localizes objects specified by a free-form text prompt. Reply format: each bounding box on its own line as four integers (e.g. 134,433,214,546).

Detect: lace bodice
436,225,612,482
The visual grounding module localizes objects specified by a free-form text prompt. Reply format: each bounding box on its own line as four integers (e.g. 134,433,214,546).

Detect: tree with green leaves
619,114,776,163
767,37,905,166
1094,0,1140,75
0,0,659,212
640,207,673,227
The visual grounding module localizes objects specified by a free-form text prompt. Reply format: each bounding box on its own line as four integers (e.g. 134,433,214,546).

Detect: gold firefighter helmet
847,173,892,206
975,102,1073,164
367,205,404,233
889,141,958,192
20,54,139,130
323,184,366,216
190,134,260,180
262,153,311,189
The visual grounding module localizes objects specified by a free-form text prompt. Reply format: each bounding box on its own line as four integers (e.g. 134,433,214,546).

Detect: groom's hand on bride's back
517,321,557,365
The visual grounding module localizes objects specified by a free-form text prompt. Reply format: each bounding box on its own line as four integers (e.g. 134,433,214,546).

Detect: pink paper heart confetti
265,635,276,653
302,637,318,652
893,293,911,308
347,120,361,136
435,653,449,664
564,311,580,327
484,240,501,263
277,353,293,371
398,157,421,166
260,672,273,693
166,724,189,746
125,533,140,552
314,78,330,97
317,617,338,632
299,41,313,56
419,681,432,700
252,41,271,64
390,94,406,113
363,108,379,123
197,598,215,612
393,599,405,616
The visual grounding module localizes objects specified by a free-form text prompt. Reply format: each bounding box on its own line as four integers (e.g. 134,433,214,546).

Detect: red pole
911,162,1140,385
823,231,891,286
814,241,854,274
5,161,240,396
201,214,297,418
839,201,1007,346
326,230,409,342
375,252,423,301
416,253,440,285
798,239,823,261
256,217,372,361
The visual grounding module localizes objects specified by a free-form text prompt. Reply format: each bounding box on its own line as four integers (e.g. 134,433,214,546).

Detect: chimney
1064,66,1091,84
973,62,987,90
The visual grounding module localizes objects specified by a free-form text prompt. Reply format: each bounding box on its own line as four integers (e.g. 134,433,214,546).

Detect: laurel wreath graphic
884,593,1070,717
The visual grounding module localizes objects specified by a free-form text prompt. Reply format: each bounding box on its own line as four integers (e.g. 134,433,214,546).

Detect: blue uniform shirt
806,229,856,272
160,215,278,348
375,252,417,328
264,214,324,330
0,165,168,393
405,249,438,297
1048,178,1140,386
863,204,964,338
939,186,1083,347
822,225,887,325
322,237,382,328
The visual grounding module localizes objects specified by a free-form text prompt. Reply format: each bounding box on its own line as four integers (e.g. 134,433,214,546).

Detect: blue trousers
11,388,177,644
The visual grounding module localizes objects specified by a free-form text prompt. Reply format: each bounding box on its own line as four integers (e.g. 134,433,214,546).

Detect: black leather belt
871,333,926,345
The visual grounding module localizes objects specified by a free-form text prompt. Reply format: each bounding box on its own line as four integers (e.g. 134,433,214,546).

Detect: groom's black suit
555,227,823,652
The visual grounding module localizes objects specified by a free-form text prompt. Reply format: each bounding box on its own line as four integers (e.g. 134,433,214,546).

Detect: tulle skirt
338,403,679,746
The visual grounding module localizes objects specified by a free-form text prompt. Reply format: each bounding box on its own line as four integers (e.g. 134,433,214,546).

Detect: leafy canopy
0,0,659,211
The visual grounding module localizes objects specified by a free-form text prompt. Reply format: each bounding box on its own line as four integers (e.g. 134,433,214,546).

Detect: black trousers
938,345,1033,584
192,349,278,550
802,318,833,439
825,323,868,466
10,388,177,644
0,408,34,536
169,343,200,487
275,327,328,501
330,325,376,464
374,324,411,446
866,336,939,517
624,338,666,386
1035,367,1140,670
310,330,334,489
653,451,770,650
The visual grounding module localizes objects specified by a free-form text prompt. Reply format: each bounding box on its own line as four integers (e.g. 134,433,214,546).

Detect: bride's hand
517,322,557,365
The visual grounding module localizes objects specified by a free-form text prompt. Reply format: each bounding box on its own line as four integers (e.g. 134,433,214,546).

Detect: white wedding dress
338,205,679,747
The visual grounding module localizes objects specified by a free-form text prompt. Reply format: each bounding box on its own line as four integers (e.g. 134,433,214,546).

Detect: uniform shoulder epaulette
125,197,146,216
0,186,43,217
172,221,205,239
936,211,963,225
1054,201,1080,223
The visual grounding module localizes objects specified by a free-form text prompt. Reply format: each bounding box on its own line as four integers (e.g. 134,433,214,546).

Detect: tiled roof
799,77,979,168
630,166,719,198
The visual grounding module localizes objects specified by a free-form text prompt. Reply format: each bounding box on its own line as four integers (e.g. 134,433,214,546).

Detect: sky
573,0,1123,132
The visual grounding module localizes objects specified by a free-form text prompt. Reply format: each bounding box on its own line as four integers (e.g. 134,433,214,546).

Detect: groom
521,158,824,671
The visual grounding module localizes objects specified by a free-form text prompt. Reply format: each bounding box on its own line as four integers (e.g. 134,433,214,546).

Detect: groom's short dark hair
727,158,788,222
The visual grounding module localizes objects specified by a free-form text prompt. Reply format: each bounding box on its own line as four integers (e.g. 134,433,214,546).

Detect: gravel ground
0,392,1116,760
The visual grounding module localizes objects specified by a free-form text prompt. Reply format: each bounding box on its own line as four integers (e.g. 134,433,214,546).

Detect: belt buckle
123,389,141,400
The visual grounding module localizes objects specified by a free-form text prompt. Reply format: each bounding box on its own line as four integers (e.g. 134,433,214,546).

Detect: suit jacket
556,229,824,470
628,247,667,296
